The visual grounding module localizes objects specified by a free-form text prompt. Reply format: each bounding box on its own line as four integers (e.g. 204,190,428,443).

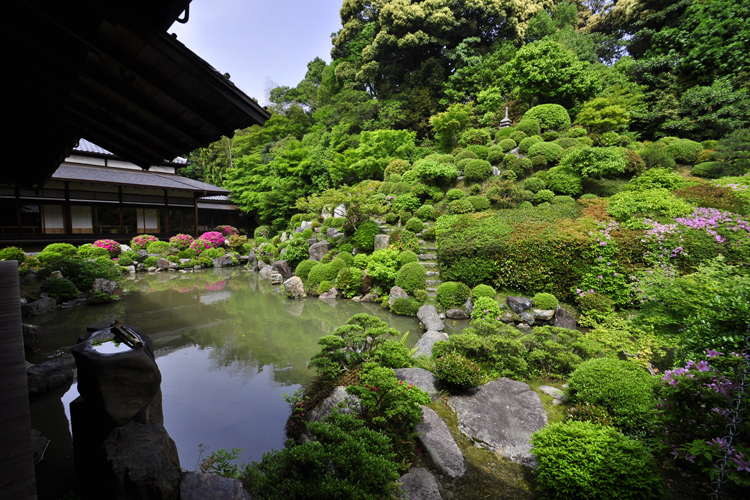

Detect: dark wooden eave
2,0,270,188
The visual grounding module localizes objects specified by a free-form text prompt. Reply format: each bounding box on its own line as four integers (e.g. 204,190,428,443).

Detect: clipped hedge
524,104,571,131
527,142,563,164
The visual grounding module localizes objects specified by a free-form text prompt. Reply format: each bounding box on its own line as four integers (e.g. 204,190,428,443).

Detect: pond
28,267,439,500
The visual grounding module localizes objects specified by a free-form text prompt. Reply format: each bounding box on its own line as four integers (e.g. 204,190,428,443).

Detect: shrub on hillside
558,146,627,179
518,135,544,155
553,137,579,149
41,277,80,302
568,357,658,436
531,421,664,500
404,217,424,233
390,296,422,316
436,281,471,310
466,195,491,212
351,221,379,253
606,188,694,221
395,261,427,295
147,240,173,255
516,117,541,137
465,144,490,159
397,250,419,268
499,138,517,153
640,144,676,170
335,267,363,298
629,167,684,191
448,198,474,214
524,104,572,131
533,189,555,204
532,292,559,310
523,177,546,193
384,159,410,180
527,142,563,164
463,159,493,182
93,239,122,258
691,161,744,178
434,352,483,391
471,284,496,299
470,296,501,321
666,138,703,164
0,246,25,262
414,204,435,221
454,149,478,163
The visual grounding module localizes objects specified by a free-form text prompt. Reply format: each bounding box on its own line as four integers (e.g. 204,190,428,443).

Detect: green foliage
523,326,606,379
691,161,743,178
470,296,501,321
532,293,558,310
146,240,172,255
389,297,422,317
568,358,658,436
716,128,750,172
471,284,495,300
433,352,483,391
414,204,435,221
430,102,475,152
465,144,490,159
448,198,474,214
445,188,465,202
404,217,423,233
640,144,676,170
523,177,546,193
391,193,421,214
666,139,704,164
0,246,25,262
518,135,543,155
463,159,493,182
294,259,318,282
335,267,363,299
435,281,470,310
524,104,572,131
77,244,111,260
466,195,491,212
306,262,341,292
629,168,684,191
574,96,631,133
282,238,310,268
366,249,400,289
531,421,664,500
527,142,563,164
516,117,541,137
498,138,517,153
606,188,694,221
40,277,80,302
454,149,478,162
395,261,426,295
533,189,555,204
351,221,379,253
558,146,627,179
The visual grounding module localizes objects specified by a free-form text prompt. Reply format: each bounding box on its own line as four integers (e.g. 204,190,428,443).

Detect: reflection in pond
30,267,422,500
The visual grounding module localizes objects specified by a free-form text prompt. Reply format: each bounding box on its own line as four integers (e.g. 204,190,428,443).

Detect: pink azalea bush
215,225,239,237
130,234,158,251
189,239,213,255
92,239,122,258
198,231,226,247
169,233,194,250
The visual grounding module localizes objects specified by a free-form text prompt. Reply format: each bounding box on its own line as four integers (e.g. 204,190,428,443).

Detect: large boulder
398,467,442,500
246,250,258,271
532,309,555,322
388,286,409,306
211,255,234,268
309,240,330,262
26,358,74,393
394,368,440,401
309,386,360,422
22,296,57,316
445,308,469,320
272,260,294,280
415,406,466,478
283,277,306,299
156,259,178,270
258,265,274,279
23,323,42,356
417,305,444,332
506,296,532,314
448,378,547,467
373,234,390,251
103,421,182,500
553,305,576,329
180,472,250,500
92,278,118,295
412,330,448,358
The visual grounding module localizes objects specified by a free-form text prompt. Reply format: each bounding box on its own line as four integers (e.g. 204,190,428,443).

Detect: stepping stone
426,271,440,277
398,467,442,500
449,378,547,467
420,262,438,268
418,254,437,260
394,368,440,400
415,406,466,478
426,280,442,287
412,330,448,358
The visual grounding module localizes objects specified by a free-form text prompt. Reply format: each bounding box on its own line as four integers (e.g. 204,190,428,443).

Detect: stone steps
418,253,437,261
426,279,442,287
420,262,438,268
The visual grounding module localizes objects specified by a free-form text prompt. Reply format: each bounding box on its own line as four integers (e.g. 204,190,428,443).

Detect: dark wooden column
0,261,37,500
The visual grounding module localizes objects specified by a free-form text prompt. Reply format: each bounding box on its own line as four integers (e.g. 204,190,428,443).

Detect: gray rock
507,295,533,314
333,203,347,218
374,234,390,251
20,270,41,285
318,287,339,299
258,265,274,279
394,368,440,401
27,358,74,393
124,265,137,274
520,311,535,325
49,270,64,279
300,221,312,230
389,286,409,306
532,309,555,322
211,255,234,268
104,421,181,500
361,291,379,302
257,259,268,270
309,386,360,422
31,429,49,464
23,323,42,356
283,277,306,299
417,304,444,332
448,378,547,467
326,227,338,238
398,467,442,500
247,250,258,271
492,166,501,176
61,297,88,309
136,249,148,259
280,232,288,242
415,406,466,478
553,305,576,330
156,259,178,270
332,232,346,242
92,278,118,295
272,260,294,280
180,472,250,500
309,240,330,261
500,312,515,324
22,296,57,315
445,308,469,320
538,385,569,404
413,330,449,358
269,272,284,285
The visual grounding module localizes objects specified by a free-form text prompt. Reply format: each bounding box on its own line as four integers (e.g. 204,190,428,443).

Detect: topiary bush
523,177,546,193
524,104,571,131
691,161,744,178
531,421,664,500
436,281,471,310
0,246,25,262
390,296,422,316
527,142,563,164
351,220,379,253
666,138,703,164
414,204,435,221
433,352,483,391
640,144,676,170
568,357,658,436
553,137,579,149
499,138,517,153
130,234,158,251
294,259,318,282
465,144,490,159
454,149,479,162
41,277,80,302
147,240,173,255
445,188,465,202
532,292,559,310
463,159,493,182
404,217,424,233
516,117,541,137
448,198,474,214
395,261,427,295
470,296,502,321
533,189,555,204
466,195,491,212
472,284,496,299
518,135,544,155
335,267,363,298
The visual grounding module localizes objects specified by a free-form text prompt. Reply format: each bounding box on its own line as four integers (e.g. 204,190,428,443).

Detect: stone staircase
418,240,441,298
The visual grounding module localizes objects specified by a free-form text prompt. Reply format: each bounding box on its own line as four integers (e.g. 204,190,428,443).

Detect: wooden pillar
0,261,37,500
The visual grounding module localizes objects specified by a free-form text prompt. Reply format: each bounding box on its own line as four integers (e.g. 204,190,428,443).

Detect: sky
170,0,345,105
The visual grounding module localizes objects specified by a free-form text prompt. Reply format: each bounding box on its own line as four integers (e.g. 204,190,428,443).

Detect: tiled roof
198,194,233,202
73,139,188,165
52,164,229,194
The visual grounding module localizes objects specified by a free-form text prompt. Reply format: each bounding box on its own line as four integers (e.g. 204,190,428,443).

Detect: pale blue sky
170,0,344,105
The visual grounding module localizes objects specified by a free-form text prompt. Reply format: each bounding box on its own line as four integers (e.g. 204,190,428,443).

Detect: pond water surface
28,267,434,500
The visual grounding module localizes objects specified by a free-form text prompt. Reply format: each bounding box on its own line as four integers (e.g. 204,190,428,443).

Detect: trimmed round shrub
553,137,579,149
640,144,676,170
436,281,471,310
130,234,158,251
445,189,466,202
282,237,310,268
116,255,134,266
486,146,505,165
254,225,272,239
92,239,122,258
567,126,587,137
404,217,424,233
414,204,435,221
551,195,575,205
518,135,544,155
0,246,26,262
385,212,398,224
472,284,496,299
42,243,78,259
434,352,483,391
465,144,490,159
77,244,110,260
463,159,493,182
295,260,318,282
531,421,664,500
531,155,548,169
351,220,379,252
516,117,541,137
523,177,546,193
335,267,363,298
448,198,474,214
398,250,419,268
169,234,194,250
392,193,421,213
471,296,502,321
524,104,572,131
527,142,563,164
533,189,555,204
41,277,79,302
395,261,427,295
546,166,583,196
495,126,516,140
306,262,341,291
666,138,703,164
630,167,683,190
691,161,744,178
532,292,559,310
390,296,422,316
498,138,517,153
454,149,478,162
147,240,172,255
466,195,491,212
568,358,658,435
694,149,716,165
461,128,492,147
352,253,370,270
541,131,559,142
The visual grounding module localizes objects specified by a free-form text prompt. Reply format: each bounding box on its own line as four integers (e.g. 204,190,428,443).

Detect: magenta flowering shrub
169,233,194,250
198,231,226,247
215,225,239,237
189,239,213,255
654,350,749,489
92,239,122,258
130,234,158,251
575,221,631,309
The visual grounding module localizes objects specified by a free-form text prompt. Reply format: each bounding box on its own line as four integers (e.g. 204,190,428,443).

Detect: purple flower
697,360,711,372
732,453,750,473
706,349,722,358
